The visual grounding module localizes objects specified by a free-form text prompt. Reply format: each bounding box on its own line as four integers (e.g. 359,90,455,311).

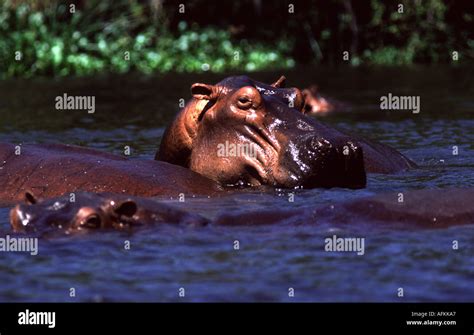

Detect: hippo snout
302,137,367,189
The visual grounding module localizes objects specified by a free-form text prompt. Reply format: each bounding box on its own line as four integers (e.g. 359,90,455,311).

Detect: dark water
0,66,473,301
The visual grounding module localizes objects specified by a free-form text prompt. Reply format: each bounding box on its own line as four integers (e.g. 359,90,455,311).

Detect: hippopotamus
157,75,415,189
214,188,474,228
11,189,474,235
0,143,221,204
302,85,351,114
0,75,415,205
10,191,208,235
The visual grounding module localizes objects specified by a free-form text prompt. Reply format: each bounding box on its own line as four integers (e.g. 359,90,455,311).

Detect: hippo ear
114,200,137,217
191,83,216,100
271,75,286,88
301,89,311,114
24,191,37,205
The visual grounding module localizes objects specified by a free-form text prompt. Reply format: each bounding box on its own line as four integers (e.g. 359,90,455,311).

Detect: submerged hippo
0,143,221,204
11,188,474,234
302,85,351,114
10,191,208,235
214,188,474,228
157,75,415,189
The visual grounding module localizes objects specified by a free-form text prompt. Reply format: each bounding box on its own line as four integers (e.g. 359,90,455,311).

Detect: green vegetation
359,0,462,65
0,0,472,78
0,1,293,78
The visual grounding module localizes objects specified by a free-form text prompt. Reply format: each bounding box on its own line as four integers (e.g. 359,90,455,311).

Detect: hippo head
157,75,366,189
10,192,138,234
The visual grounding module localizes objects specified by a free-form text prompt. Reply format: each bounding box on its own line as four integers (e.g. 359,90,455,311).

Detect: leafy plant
0,0,294,78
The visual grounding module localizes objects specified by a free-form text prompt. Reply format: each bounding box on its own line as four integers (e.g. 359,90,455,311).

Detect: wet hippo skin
10,191,208,236
214,188,474,228
157,75,415,189
0,143,221,204
11,188,473,234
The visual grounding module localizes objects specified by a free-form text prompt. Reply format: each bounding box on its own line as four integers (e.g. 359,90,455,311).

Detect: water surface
0,66,473,301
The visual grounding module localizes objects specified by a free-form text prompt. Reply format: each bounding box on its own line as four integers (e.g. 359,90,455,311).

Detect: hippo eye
82,214,101,229
237,96,252,109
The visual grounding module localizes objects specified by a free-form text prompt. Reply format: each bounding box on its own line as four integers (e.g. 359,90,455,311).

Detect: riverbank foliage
1,0,472,78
